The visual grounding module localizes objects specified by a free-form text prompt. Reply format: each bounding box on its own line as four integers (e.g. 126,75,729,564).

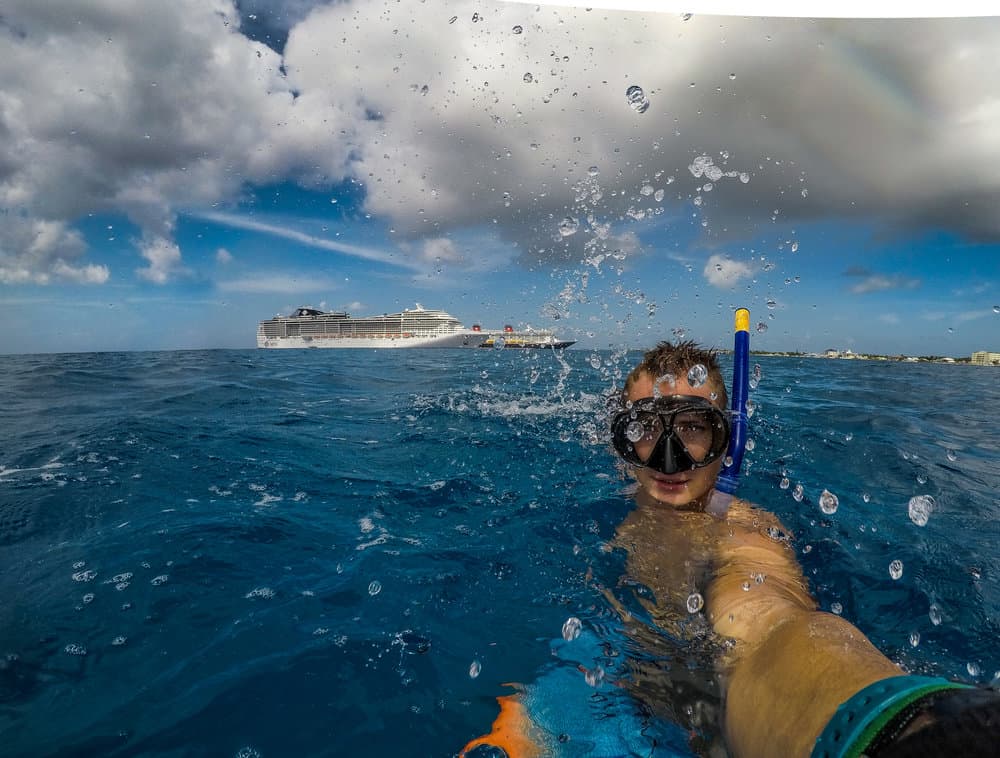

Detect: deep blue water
1,348,997,757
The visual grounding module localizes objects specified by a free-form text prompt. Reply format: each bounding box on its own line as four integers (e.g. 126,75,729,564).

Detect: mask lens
611,396,730,471
672,410,722,463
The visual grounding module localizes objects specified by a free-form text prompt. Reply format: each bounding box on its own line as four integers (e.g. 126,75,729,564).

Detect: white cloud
703,254,754,287
136,236,184,284
216,248,233,264
878,313,900,324
6,1,1000,285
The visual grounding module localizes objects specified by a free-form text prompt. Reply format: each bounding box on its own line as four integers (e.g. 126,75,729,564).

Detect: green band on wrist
811,675,972,758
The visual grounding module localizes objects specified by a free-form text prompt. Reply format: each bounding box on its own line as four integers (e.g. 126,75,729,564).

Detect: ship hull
257,331,488,349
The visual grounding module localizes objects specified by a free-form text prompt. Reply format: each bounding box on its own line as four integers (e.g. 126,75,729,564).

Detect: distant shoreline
739,350,993,365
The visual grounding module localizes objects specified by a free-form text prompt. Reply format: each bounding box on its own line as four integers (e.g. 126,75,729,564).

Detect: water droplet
558,216,579,236
766,298,776,309
512,25,523,34
755,321,768,334
469,660,482,678
909,631,920,647
946,449,957,461
889,559,903,580
686,363,708,387
150,574,169,586
368,580,382,596
819,489,839,515
779,477,790,490
929,603,943,625
968,661,982,677
584,665,605,687
681,13,693,21
792,484,804,502
72,570,97,582
993,305,1000,314
493,336,506,350
862,492,871,503
398,631,431,654
65,643,87,656
686,592,704,613
589,354,601,369
908,495,934,527
739,172,750,184
523,72,533,83
746,399,756,417
916,474,927,485
562,616,582,641
745,438,755,451
448,15,458,24
830,602,843,615
625,85,650,114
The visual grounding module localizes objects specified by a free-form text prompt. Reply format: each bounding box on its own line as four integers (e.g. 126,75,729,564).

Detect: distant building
971,351,1000,366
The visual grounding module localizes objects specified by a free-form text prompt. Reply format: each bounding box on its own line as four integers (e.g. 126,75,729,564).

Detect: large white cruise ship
257,304,489,349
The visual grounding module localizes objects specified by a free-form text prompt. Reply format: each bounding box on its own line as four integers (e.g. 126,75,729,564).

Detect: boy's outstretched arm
707,501,902,758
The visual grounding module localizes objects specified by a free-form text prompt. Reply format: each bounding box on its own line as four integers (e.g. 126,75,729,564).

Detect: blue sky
2,1,999,356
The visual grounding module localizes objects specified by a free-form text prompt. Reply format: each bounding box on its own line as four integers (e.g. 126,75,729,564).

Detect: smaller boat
476,325,575,349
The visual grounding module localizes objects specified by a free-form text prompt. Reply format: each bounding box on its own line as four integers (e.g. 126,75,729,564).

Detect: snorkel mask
611,395,731,474
611,308,751,516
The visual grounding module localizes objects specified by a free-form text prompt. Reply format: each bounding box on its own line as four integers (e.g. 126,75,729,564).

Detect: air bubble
368,580,382,596
512,25,523,34
686,364,708,387
686,592,704,613
909,631,920,647
830,602,843,615
889,560,903,580
469,660,482,678
584,665,605,687
908,495,934,527
929,603,943,625
625,85,650,114
624,421,643,443
558,216,579,236
523,72,533,83
652,373,675,397
819,489,839,515
792,484,804,502
562,616,582,641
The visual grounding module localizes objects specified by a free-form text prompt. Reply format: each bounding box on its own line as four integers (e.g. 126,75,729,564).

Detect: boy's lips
651,475,689,488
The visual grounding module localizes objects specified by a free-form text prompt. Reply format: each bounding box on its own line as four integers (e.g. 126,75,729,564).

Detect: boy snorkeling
462,312,999,758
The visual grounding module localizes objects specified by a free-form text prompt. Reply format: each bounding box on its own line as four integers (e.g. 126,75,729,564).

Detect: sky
2,0,1000,356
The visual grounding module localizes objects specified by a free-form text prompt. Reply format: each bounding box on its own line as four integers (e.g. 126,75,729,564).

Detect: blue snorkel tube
708,308,750,517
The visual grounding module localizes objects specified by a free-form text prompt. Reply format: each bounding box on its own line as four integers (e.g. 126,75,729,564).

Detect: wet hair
623,340,728,409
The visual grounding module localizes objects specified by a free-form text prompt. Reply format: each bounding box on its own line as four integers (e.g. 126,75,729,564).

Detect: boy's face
625,371,725,510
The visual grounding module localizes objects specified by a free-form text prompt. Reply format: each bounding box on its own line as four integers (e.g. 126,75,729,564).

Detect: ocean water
1,348,997,757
